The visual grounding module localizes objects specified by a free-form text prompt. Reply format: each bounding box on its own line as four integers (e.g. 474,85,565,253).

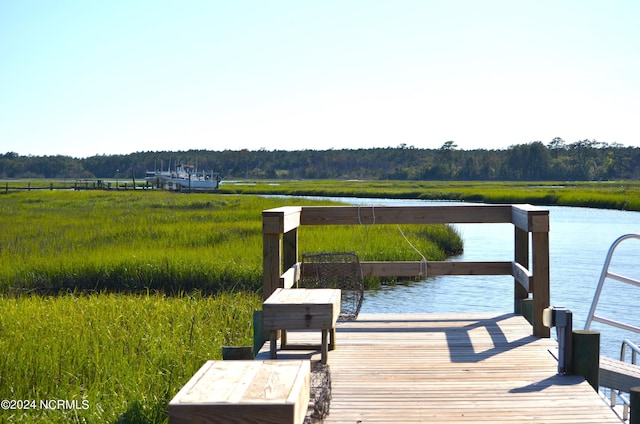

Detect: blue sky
1,1,639,158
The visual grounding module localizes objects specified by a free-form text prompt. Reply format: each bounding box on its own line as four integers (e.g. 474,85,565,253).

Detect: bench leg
321,329,328,364
270,331,277,359
329,328,336,351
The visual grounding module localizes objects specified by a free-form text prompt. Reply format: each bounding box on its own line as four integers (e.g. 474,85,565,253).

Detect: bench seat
169,360,310,424
263,288,341,364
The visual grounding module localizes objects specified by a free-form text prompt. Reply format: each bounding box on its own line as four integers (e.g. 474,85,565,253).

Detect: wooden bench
262,288,341,364
600,356,640,392
169,360,310,424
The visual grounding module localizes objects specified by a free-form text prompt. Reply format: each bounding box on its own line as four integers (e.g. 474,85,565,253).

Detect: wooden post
283,228,298,274
514,226,529,314
572,330,600,391
253,310,269,355
263,232,281,300
532,231,550,337
263,207,301,299
631,386,640,424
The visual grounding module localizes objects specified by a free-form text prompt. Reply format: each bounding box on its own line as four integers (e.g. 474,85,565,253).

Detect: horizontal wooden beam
600,356,640,392
360,261,513,277
293,260,516,280
263,205,550,233
512,261,532,292
299,205,513,226
280,262,301,289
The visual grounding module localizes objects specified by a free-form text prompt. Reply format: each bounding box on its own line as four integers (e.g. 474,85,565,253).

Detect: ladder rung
593,315,640,334
606,271,640,288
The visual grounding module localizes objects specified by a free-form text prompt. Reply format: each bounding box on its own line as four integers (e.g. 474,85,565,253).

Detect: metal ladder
584,233,640,421
585,233,640,333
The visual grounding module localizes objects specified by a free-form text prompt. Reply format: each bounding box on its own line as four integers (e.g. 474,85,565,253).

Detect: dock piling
572,330,600,391
631,386,640,424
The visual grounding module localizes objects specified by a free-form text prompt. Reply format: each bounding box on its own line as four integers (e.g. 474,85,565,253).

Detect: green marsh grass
1,191,267,293
219,179,640,211
300,223,461,262
0,291,260,423
0,190,461,293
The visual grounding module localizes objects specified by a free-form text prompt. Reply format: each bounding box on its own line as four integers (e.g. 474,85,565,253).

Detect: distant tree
4,143,640,181
440,140,458,151
434,141,458,178
568,139,601,179
547,137,566,151
504,142,550,180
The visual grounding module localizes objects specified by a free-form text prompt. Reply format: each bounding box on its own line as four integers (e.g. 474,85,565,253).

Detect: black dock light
543,306,573,374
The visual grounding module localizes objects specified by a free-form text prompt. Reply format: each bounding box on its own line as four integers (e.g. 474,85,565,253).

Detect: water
299,196,640,359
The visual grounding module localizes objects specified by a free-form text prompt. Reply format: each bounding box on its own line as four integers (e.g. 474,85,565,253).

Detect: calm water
300,196,640,358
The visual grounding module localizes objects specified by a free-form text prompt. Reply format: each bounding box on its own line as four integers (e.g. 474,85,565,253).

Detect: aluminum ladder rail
584,233,640,421
584,233,640,334
617,339,640,421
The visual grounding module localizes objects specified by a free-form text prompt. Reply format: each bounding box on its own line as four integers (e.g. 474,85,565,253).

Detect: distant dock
1,179,220,193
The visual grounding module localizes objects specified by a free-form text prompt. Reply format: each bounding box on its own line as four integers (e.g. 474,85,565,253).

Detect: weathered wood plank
258,313,619,423
262,232,281,299
296,260,528,287
600,356,640,392
532,231,551,337
299,205,513,226
280,262,301,289
169,360,310,424
358,261,513,277
263,288,341,330
262,206,302,234
511,204,550,232
514,226,530,313
511,261,532,292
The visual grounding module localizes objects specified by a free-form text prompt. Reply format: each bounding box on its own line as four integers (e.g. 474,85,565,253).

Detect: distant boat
145,164,221,191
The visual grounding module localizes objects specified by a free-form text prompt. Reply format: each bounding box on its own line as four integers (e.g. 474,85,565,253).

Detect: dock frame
263,204,550,337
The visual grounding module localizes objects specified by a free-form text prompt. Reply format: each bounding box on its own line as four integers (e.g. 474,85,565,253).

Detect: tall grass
0,291,260,423
300,223,461,262
0,191,461,293
1,191,268,293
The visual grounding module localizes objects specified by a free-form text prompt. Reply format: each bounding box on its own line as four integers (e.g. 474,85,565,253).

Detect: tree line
2,138,639,181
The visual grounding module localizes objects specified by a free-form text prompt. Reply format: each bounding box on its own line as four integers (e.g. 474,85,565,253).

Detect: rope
357,204,376,226
356,205,376,253
357,205,428,279
396,224,428,279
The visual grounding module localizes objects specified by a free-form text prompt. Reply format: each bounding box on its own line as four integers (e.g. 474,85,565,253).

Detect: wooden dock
258,204,624,422
258,312,621,423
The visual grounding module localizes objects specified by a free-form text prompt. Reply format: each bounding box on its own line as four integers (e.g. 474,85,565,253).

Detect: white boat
145,164,221,191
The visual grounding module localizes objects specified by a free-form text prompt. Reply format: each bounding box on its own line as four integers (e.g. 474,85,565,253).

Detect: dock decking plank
259,312,620,423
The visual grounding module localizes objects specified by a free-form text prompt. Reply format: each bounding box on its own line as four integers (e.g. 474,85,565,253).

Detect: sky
1,1,639,158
